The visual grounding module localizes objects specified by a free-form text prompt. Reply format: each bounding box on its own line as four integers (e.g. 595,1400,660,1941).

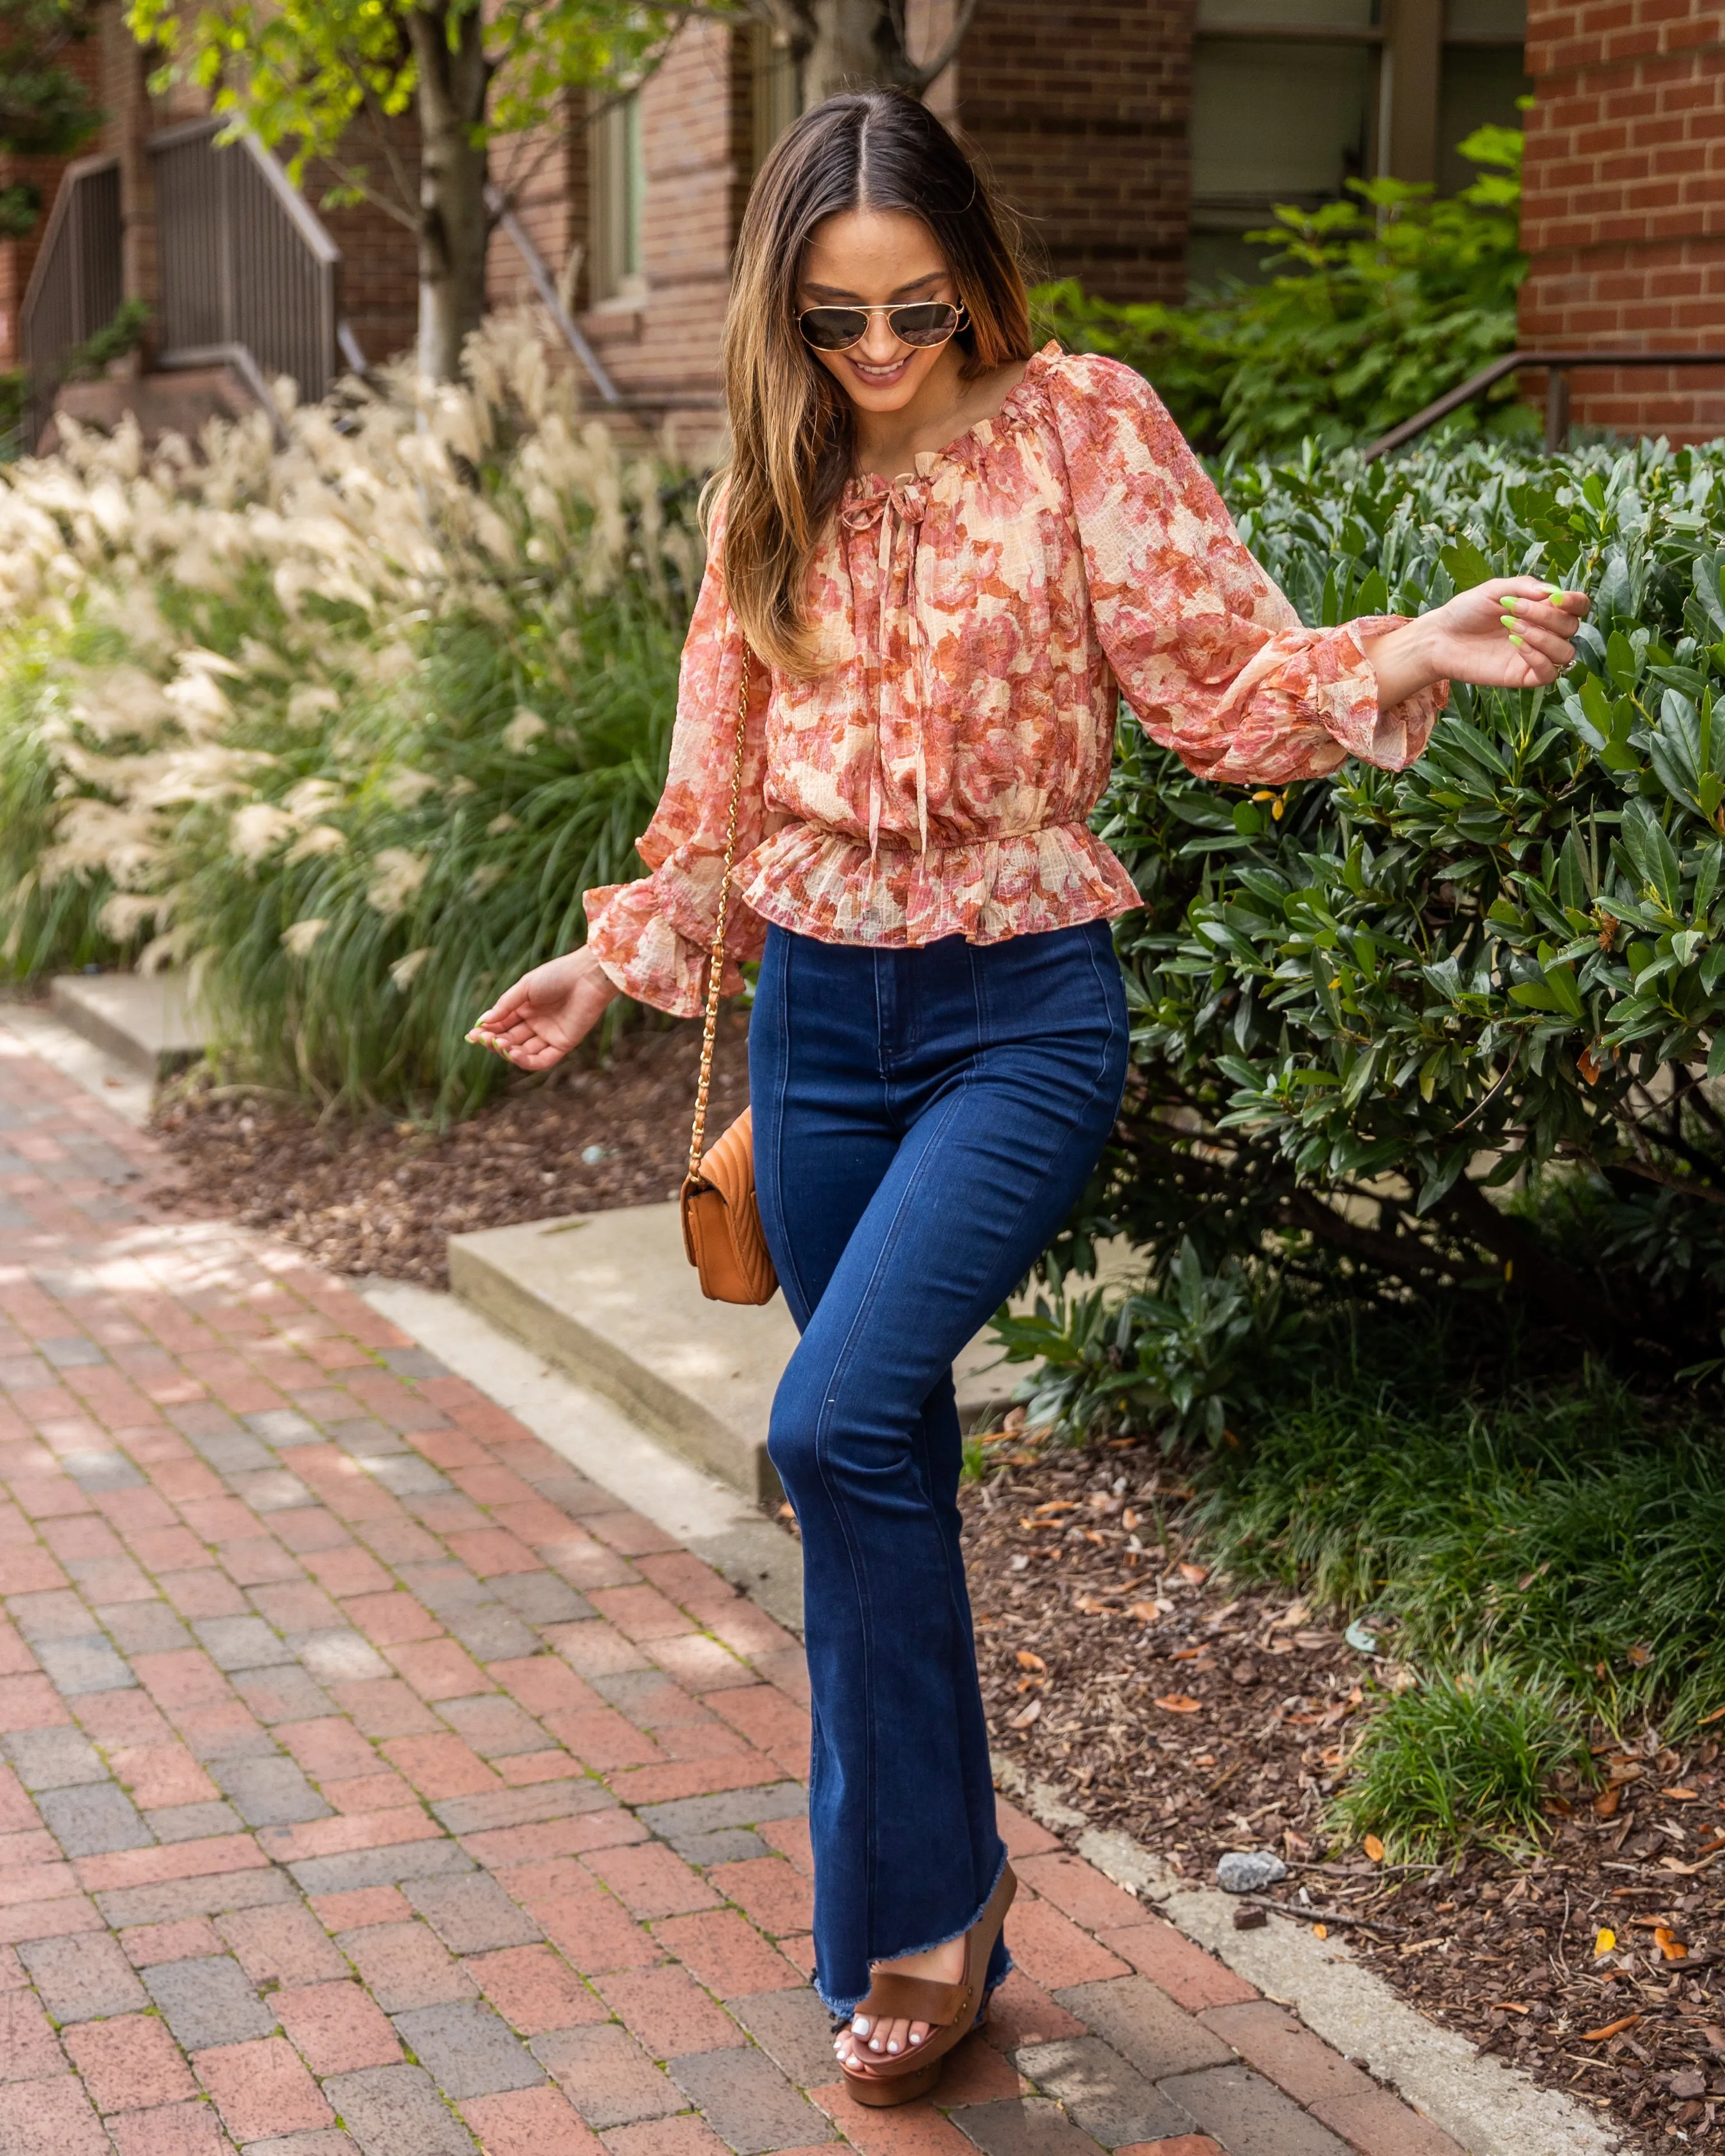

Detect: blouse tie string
840,473,932,857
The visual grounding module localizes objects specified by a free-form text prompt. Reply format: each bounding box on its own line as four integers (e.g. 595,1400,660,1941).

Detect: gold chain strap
687,639,751,1182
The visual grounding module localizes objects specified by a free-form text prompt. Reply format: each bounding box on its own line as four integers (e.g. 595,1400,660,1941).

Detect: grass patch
1191,1316,1725,1738
1330,1663,1592,1858
1162,1308,1725,1849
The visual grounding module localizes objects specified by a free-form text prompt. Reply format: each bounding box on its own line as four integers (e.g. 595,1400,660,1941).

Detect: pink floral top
584,345,1447,1017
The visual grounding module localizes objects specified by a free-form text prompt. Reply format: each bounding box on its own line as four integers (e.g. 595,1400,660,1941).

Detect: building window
590,88,645,305
751,19,802,176
1187,0,1526,291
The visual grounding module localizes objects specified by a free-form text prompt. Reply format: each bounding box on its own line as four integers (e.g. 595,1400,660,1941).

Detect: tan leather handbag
680,644,779,1306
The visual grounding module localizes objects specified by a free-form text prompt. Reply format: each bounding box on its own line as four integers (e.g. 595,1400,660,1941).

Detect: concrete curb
49,971,206,1078
996,1762,1621,2156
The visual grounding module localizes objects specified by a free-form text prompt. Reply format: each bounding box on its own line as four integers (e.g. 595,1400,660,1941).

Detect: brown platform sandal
838,1862,1017,2109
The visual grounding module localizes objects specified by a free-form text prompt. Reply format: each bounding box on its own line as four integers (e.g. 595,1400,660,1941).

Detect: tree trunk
407,0,491,381
759,0,978,101
799,0,898,99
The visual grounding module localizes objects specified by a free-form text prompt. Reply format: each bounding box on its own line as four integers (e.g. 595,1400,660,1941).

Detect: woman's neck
851,348,1030,483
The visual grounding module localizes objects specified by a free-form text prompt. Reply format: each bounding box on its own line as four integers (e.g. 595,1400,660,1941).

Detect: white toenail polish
910,2031,923,2044
887,2040,900,2053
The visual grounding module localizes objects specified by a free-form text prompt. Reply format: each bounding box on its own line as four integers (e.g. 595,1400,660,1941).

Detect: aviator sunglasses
799,299,967,353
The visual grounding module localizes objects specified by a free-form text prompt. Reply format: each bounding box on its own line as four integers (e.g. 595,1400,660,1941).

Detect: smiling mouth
845,352,913,386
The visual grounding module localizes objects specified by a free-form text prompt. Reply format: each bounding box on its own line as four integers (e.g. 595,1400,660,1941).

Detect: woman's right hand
468,946,620,1071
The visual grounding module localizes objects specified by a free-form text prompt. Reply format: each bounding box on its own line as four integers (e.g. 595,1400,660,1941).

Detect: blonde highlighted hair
713,90,1032,675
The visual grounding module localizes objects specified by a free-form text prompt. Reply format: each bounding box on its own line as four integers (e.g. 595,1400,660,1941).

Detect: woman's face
797,208,959,415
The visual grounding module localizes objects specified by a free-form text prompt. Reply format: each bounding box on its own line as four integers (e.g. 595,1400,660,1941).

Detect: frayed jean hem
814,1847,1015,2018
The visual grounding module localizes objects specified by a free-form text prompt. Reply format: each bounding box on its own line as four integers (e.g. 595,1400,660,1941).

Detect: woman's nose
856,316,906,366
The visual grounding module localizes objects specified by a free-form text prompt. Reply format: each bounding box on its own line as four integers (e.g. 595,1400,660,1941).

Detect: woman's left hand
1364,577,1590,706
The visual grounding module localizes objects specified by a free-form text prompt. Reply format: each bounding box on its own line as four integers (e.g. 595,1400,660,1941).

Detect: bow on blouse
840,465,935,856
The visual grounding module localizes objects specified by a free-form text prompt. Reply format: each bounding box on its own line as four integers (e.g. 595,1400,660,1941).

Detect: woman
470,91,1585,2108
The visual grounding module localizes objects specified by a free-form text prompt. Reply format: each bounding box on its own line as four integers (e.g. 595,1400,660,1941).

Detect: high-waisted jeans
750,918,1130,2016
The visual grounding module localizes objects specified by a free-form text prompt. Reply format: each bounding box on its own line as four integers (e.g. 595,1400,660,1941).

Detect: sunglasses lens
801,308,869,351
892,303,960,346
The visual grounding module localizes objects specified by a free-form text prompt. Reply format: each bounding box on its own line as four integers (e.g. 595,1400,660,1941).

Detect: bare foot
833,1933,967,2076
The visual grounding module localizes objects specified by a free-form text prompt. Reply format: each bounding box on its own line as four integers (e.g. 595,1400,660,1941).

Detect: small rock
1233,1904,1269,1930
1218,1850,1289,1893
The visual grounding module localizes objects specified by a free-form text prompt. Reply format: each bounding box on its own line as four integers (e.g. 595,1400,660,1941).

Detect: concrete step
50,972,207,1080
449,1200,1080,1508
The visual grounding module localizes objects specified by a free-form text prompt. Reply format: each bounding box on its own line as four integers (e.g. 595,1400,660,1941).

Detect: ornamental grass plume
0,308,701,1117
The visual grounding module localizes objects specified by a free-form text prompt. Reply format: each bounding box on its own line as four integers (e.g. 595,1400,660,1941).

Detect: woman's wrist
1359,616,1444,712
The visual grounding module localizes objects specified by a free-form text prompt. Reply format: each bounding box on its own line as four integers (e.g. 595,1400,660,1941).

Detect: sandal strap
856,1972,970,2026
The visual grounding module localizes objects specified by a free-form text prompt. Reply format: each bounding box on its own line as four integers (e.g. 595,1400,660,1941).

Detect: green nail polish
1510,633,1525,646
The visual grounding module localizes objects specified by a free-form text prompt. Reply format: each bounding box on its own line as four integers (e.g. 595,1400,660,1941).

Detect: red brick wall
0,20,109,371
1520,0,1725,438
955,0,1195,305
309,123,422,374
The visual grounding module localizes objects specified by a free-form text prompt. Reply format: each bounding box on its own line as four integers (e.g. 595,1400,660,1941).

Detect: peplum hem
740,820,1142,950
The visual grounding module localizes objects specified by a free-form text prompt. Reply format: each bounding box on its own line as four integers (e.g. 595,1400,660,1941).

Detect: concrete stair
50,972,207,1079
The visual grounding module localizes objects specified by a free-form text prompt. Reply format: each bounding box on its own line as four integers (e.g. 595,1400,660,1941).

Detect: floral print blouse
584,345,1448,1017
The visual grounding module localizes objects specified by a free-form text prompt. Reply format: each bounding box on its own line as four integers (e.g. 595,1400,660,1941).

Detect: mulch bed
149,1014,750,1286
959,1429,1725,2154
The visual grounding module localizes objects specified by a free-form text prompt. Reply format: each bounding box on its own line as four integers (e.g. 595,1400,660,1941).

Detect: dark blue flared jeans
751,918,1130,2016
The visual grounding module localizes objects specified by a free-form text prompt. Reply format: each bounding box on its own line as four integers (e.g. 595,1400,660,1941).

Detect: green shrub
1032,126,1527,459
1023,431,1725,1385
0,313,697,1117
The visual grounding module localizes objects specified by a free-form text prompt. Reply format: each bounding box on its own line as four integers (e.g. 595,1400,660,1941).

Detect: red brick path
0,1020,1465,2156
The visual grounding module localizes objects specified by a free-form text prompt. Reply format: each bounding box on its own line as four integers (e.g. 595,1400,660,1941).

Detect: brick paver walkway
0,1020,1467,2156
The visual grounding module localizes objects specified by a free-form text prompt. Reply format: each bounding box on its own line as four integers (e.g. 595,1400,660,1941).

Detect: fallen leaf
1008,1699,1042,1730
1698,1832,1725,1858
1593,1786,1622,1820
1654,1926,1690,1961
1016,1649,1047,1672
1155,1694,1203,1713
1032,1500,1077,1521
1698,1703,1725,1726
1178,1562,1209,1586
1581,2014,1641,2041
1312,1923,1328,1940
1491,2001,1530,2014
1127,1601,1162,1624
1594,1928,1617,1955
1662,1787,1699,1800
1363,1834,1385,1862
1627,1643,1652,1667
1122,1508,1141,1531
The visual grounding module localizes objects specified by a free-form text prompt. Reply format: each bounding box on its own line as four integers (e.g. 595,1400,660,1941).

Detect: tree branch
905,0,980,88
1439,1171,1616,1329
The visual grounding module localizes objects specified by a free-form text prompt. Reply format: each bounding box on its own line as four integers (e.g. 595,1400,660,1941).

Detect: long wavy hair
715,90,1033,675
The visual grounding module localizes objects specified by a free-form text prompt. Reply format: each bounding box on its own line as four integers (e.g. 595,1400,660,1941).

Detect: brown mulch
960,1430,1725,2154
149,1014,751,1286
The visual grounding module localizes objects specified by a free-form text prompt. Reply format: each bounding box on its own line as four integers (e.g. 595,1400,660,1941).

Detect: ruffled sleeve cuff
583,856,767,1021
1197,616,1449,785
584,878,706,1018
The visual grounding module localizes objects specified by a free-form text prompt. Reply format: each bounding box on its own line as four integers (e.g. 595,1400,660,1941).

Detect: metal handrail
148,119,341,406
1364,349,1725,460
486,183,620,406
20,153,124,437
